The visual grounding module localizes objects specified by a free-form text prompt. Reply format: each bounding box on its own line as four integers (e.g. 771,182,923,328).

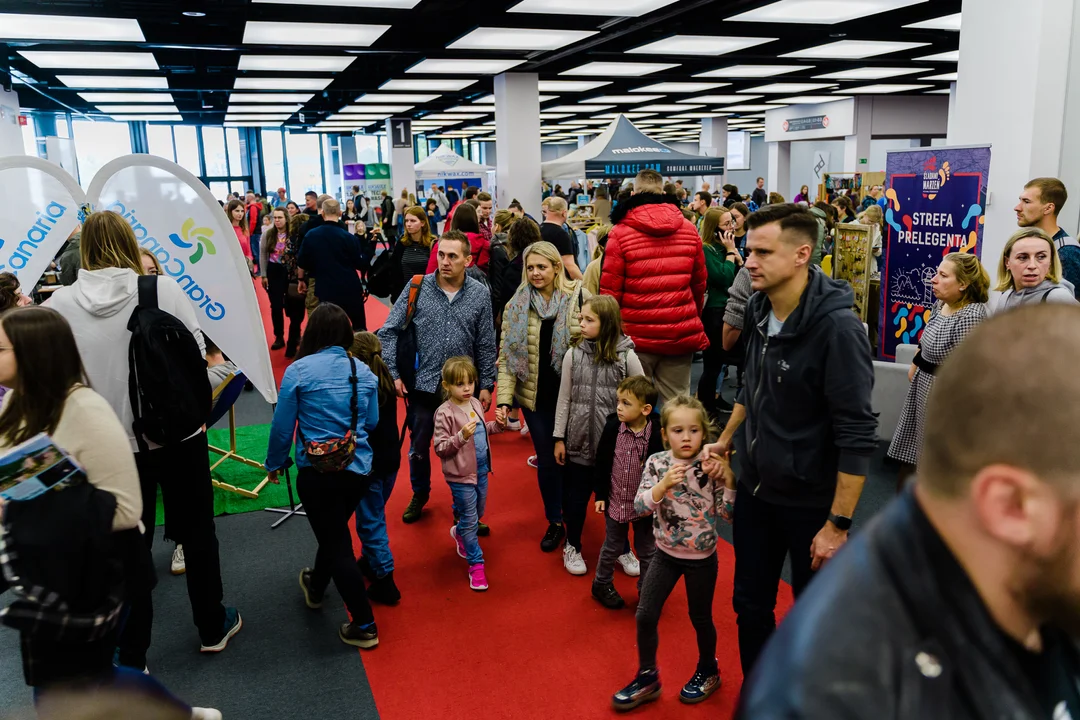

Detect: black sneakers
339,622,379,649
299,568,323,609
402,493,428,524
367,571,401,606
540,522,565,552
270,337,285,350
356,555,376,583
284,341,298,359
612,668,661,712
679,669,721,704
592,581,626,609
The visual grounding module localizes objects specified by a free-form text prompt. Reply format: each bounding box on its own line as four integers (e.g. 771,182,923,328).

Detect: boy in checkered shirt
590,376,664,610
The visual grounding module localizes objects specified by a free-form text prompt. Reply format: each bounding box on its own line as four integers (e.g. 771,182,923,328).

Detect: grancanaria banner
879,145,992,360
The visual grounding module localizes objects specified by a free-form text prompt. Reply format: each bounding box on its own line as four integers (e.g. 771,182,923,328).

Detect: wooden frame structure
207,373,271,499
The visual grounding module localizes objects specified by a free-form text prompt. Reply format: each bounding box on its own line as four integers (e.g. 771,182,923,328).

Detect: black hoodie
734,266,877,508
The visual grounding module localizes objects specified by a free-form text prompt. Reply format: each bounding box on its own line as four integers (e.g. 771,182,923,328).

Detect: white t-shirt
768,309,784,337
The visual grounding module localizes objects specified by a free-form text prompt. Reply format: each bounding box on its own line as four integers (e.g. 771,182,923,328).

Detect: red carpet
253,280,795,719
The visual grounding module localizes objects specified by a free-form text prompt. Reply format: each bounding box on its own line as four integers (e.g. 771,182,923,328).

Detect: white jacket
46,268,206,452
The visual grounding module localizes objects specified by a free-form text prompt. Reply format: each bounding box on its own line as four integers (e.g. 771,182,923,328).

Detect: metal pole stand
265,461,306,529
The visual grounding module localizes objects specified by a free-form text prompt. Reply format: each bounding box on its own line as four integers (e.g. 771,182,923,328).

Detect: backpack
127,276,212,452
397,274,424,392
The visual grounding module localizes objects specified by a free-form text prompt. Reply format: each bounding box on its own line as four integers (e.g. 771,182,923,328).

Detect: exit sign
18,115,27,126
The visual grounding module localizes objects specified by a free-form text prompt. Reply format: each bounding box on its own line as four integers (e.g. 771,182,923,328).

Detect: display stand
265,461,306,529
832,222,878,322
206,372,272,499
818,171,886,203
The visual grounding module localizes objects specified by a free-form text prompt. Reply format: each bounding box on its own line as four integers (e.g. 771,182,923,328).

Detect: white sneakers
171,544,186,576
191,708,222,720
563,544,587,575
618,552,641,577
527,456,538,469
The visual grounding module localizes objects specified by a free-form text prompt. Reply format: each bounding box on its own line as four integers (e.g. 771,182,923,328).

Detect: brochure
0,433,85,502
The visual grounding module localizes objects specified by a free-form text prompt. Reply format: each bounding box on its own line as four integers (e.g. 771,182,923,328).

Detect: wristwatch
828,513,852,531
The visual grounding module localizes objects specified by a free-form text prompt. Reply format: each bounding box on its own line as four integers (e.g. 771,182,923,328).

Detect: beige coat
497,283,590,411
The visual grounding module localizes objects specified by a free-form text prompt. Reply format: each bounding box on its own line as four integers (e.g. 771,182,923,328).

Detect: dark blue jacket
296,223,367,307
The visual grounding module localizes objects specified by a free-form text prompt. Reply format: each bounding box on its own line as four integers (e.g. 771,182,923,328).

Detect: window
174,126,200,176
71,120,132,187
201,126,227,176
415,134,429,161
226,127,243,176
21,121,37,157
261,129,286,198
209,181,230,201
146,125,175,162
354,134,379,164
323,135,340,198
285,132,322,196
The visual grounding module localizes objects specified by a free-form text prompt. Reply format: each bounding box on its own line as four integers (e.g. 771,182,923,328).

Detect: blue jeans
449,472,487,565
250,233,261,270
521,405,563,524
406,390,440,496
354,470,397,577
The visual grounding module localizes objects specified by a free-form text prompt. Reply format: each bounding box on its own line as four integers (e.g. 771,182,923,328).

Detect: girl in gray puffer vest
553,295,644,576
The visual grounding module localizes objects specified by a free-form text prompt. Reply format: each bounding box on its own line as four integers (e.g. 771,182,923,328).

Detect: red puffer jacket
600,193,708,355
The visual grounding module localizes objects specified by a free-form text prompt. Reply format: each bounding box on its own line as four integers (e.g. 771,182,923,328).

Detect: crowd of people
3,162,1080,719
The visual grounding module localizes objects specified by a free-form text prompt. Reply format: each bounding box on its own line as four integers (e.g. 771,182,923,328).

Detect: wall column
767,141,791,197
385,117,416,205
699,117,728,192
494,72,542,216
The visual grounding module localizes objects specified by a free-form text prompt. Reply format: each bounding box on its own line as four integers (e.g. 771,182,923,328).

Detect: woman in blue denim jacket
265,303,382,650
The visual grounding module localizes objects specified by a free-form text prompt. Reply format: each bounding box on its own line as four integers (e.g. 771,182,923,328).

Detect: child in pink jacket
433,356,507,591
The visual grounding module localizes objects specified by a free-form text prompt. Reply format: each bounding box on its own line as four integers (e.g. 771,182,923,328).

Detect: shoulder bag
299,356,359,473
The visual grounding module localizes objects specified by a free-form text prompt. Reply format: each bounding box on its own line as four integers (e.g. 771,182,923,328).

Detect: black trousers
696,307,727,419
562,461,595,552
267,262,304,344
118,433,226,665
297,467,375,627
636,549,719,675
732,488,830,675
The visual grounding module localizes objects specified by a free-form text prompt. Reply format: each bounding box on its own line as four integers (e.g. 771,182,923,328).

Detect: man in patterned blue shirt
378,231,497,524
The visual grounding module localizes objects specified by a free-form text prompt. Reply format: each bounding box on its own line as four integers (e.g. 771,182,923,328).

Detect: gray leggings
635,549,719,676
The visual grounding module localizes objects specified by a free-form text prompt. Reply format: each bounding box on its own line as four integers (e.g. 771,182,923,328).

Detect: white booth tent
415,144,494,189
542,115,725,182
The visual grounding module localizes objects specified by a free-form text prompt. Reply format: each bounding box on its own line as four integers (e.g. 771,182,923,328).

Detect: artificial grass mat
154,424,295,526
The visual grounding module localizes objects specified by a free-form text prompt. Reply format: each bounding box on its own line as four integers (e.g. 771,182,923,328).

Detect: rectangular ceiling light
109,115,182,122
924,89,951,94
477,94,557,103
916,50,959,62
727,0,927,24
680,94,761,103
243,21,390,46
592,112,656,118
539,112,574,119
671,112,731,118
80,92,175,103
407,58,525,74
381,78,476,91
581,95,663,103
537,80,611,92
57,75,169,89
227,105,302,113
769,95,850,104
508,0,678,15
225,114,292,121
325,114,388,121
239,55,356,72
628,35,776,56
545,104,613,113
840,84,933,93
235,77,332,91
575,119,613,125
230,93,315,103
338,104,413,113
447,27,597,51
633,82,728,93
815,66,923,80
637,103,702,111
721,104,784,111
560,62,678,77
420,113,486,120
635,118,683,125
254,0,421,7
446,105,493,113
97,105,180,113
904,13,961,30
0,13,144,41
356,93,440,103
920,72,958,81
742,82,837,93
695,64,811,77
782,40,929,59
19,51,158,70
225,121,284,127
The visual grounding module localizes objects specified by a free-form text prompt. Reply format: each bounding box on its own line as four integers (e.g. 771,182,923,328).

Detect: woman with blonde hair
498,240,589,552
888,252,991,486
992,227,1078,311
45,210,240,669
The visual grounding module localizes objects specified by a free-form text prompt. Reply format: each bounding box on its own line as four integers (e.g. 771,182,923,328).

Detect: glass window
173,126,200,176
21,121,37,157
71,120,132,188
146,125,175,162
56,116,70,139
376,134,388,164
209,181,230,202
226,127,243,175
201,126,227,176
285,132,322,196
354,134,379,165
261,129,286,198
415,134,429,161
323,135,340,199
230,180,247,196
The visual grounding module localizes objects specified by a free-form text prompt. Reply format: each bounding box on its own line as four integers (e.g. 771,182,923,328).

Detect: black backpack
127,276,212,452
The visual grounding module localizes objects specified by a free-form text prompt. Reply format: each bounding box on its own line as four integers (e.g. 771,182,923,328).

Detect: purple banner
343,163,366,181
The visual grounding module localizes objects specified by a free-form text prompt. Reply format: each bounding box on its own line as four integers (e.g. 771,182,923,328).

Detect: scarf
503,282,577,382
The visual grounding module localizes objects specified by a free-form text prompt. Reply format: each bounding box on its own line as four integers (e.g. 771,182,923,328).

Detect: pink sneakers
450,525,466,559
469,563,488,591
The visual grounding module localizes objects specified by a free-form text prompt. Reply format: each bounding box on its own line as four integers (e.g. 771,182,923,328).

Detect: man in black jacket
709,204,877,675
296,198,368,330
736,304,1080,720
